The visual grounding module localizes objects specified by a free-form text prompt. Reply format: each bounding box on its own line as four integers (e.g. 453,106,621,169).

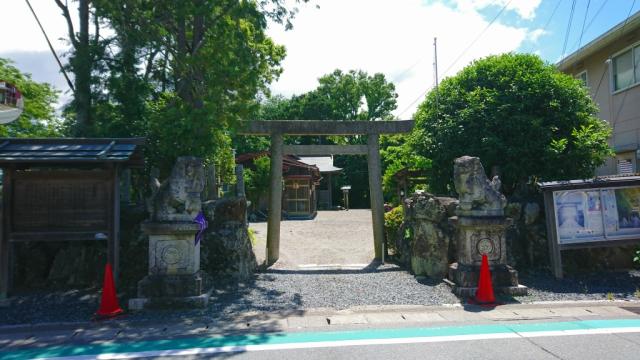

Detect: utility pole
433,37,440,112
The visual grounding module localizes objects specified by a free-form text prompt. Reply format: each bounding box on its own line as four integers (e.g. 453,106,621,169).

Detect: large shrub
410,53,612,195
384,205,404,255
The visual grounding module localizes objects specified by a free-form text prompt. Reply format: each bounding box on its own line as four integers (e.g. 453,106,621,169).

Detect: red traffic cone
96,263,123,318
474,254,496,304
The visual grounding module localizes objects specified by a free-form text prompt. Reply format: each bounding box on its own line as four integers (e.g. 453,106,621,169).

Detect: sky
1,0,638,118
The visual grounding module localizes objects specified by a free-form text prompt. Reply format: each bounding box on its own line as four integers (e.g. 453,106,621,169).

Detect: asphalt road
152,334,640,360
158,333,640,360
4,316,640,360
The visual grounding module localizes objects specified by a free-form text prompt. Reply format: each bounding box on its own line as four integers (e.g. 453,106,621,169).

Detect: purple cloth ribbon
193,211,208,245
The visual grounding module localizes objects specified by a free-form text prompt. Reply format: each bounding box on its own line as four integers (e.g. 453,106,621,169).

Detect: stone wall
200,197,257,282
400,193,458,278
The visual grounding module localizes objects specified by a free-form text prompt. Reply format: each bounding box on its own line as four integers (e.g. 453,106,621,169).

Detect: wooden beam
238,120,414,135
0,168,11,299
283,145,368,156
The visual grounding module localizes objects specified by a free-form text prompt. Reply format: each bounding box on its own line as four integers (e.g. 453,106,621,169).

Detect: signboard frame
540,176,640,279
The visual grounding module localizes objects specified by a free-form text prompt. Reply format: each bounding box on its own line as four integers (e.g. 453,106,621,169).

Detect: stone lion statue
148,156,205,222
453,156,507,217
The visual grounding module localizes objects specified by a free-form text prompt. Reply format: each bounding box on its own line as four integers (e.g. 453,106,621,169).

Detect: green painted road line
1,319,640,360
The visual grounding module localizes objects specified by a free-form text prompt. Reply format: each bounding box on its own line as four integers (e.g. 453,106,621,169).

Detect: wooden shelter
236,151,321,219
0,138,144,298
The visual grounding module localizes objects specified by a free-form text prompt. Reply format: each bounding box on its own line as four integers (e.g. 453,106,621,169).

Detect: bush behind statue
410,53,612,196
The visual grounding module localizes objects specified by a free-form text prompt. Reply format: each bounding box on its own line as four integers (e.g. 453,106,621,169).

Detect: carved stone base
137,273,204,297
128,272,209,310
130,221,210,310
447,262,528,297
128,293,210,310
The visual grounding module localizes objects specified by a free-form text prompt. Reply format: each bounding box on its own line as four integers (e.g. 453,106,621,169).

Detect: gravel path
3,269,640,325
249,210,375,268
516,270,640,302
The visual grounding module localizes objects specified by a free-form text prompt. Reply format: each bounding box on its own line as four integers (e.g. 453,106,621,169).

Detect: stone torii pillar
266,133,283,265
367,133,385,260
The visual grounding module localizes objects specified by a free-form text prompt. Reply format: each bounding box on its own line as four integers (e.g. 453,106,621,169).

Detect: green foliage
49,0,304,180
411,53,613,195
0,58,61,137
384,205,404,253
381,134,431,204
248,227,257,246
244,156,271,209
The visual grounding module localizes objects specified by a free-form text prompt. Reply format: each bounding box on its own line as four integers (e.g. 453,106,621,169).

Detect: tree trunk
74,0,92,136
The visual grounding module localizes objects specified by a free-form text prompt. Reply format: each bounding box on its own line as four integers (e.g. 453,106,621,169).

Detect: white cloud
527,28,547,42
268,0,531,118
453,0,542,20
1,0,539,118
3,1,73,52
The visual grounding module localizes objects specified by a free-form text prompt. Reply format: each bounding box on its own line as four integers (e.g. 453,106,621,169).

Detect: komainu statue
148,156,205,222
453,156,507,217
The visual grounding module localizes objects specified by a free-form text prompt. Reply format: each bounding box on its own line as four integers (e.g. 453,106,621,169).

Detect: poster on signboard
553,186,640,244
605,187,640,238
554,190,603,243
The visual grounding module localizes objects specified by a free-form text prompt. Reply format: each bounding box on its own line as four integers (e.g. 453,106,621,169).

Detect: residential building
558,10,640,175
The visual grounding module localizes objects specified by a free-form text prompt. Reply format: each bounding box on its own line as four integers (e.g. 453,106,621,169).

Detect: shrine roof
0,137,145,167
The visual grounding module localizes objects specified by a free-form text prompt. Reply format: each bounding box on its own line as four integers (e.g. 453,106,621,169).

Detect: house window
617,159,634,174
613,48,634,91
576,71,588,87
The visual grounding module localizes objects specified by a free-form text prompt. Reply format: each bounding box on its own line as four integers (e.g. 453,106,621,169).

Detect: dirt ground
249,210,375,269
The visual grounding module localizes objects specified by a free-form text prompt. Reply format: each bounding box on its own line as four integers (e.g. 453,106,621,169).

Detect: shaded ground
250,210,375,268
4,209,640,325
3,269,640,325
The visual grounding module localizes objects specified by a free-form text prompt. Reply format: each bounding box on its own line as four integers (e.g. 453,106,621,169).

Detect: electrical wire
561,0,577,60
24,0,75,93
570,0,608,51
577,0,591,50
397,0,513,118
520,0,562,54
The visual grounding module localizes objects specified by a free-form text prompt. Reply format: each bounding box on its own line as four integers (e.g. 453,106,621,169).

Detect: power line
571,0,608,51
397,0,513,118
521,0,562,54
24,0,75,93
577,0,591,50
561,0,577,60
440,0,513,78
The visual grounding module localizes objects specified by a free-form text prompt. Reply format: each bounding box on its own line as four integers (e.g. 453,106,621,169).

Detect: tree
55,0,101,136
410,53,612,196
380,134,430,203
0,58,60,137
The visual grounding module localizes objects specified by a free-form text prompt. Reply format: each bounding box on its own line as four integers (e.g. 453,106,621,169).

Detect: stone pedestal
447,216,528,297
129,222,210,310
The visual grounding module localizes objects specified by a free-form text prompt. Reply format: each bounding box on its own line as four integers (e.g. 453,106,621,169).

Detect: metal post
367,134,385,260
267,133,283,265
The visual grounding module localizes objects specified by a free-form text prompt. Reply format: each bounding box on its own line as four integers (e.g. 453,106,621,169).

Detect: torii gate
239,120,414,265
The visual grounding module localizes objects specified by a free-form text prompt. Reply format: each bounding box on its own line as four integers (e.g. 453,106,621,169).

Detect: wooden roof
538,174,640,191
0,138,145,167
